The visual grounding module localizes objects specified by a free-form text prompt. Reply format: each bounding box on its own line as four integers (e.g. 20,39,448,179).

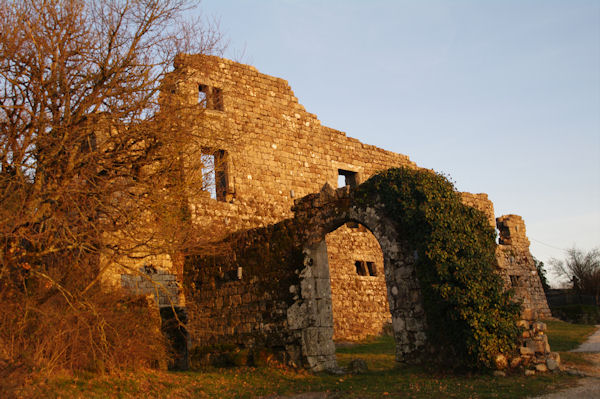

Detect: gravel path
571,325,600,352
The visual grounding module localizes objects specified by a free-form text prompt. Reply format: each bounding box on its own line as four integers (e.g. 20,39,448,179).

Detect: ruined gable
111,55,552,370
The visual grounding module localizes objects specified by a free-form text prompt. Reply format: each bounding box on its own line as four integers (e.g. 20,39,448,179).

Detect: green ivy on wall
355,167,521,369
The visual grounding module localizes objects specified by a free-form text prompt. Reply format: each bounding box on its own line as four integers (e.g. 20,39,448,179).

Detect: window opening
355,260,368,276
338,169,357,188
201,149,229,201
198,84,208,108
366,262,377,276
509,275,521,287
198,84,224,111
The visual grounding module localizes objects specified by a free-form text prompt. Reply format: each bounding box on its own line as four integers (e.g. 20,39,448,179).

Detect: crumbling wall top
496,214,530,247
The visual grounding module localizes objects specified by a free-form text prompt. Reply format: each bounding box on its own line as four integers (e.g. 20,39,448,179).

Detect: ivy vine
354,167,521,369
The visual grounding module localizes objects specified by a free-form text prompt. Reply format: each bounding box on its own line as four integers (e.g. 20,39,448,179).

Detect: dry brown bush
0,0,225,389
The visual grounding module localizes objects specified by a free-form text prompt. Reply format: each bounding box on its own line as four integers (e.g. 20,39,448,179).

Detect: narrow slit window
201,152,216,199
201,149,230,202
509,275,521,287
198,84,208,108
366,262,377,276
338,169,357,188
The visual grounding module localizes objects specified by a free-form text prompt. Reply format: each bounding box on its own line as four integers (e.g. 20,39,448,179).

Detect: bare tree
550,247,600,304
0,0,224,379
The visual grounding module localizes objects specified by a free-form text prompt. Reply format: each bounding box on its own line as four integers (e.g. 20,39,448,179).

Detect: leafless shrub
550,247,600,303
0,0,225,383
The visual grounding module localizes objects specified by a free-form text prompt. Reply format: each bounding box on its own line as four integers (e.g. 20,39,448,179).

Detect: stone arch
288,184,428,371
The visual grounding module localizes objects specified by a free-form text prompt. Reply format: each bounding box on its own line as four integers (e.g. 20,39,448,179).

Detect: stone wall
496,215,552,320
167,55,416,342
460,192,496,228
184,220,303,354
171,54,417,235
109,55,552,367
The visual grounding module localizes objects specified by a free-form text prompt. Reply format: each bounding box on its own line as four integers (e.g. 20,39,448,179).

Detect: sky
197,0,600,286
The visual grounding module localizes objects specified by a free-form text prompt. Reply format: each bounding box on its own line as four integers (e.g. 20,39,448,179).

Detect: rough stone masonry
112,54,551,370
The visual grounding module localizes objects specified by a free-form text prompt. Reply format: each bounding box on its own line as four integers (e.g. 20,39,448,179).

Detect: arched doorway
326,222,389,341
289,184,429,371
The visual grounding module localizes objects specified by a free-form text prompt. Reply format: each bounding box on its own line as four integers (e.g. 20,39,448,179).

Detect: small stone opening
337,169,357,188
510,275,521,287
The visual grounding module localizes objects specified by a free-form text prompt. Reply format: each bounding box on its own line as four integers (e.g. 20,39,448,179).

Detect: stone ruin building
112,55,551,371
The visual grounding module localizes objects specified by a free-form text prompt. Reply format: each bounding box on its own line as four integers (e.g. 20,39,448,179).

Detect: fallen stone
525,369,535,376
549,352,561,365
510,357,522,369
546,357,559,372
493,370,506,377
494,354,508,370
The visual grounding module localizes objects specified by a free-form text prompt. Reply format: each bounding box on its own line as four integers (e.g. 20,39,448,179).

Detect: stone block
300,278,315,299
519,346,534,356
314,278,331,299
535,364,548,372
526,339,546,354
315,299,333,327
301,327,335,357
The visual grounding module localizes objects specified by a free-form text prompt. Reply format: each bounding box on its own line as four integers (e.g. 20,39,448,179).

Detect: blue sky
198,0,600,285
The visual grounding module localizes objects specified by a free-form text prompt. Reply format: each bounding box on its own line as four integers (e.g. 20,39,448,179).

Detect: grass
544,318,599,371
544,319,597,351
14,333,584,399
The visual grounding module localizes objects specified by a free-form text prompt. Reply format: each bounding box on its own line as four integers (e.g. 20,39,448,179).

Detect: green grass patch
15,334,583,399
544,319,597,351
558,352,596,367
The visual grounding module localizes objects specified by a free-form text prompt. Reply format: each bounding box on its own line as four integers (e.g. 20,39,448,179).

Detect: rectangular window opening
198,84,224,111
338,169,357,188
355,260,368,276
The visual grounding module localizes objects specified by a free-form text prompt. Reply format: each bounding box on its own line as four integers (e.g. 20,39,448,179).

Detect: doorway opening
325,222,391,343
